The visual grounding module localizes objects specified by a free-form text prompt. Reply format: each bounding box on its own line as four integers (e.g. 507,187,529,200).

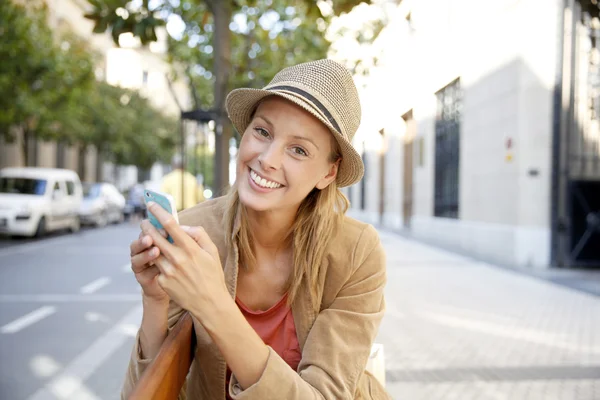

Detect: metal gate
552,0,600,267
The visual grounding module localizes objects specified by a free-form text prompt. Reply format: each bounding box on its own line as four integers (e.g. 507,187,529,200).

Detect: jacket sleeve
228,225,388,400
121,300,186,399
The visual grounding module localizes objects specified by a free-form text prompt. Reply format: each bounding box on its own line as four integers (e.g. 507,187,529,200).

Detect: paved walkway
375,230,600,400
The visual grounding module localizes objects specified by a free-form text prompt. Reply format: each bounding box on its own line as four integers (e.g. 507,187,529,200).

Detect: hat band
268,85,342,134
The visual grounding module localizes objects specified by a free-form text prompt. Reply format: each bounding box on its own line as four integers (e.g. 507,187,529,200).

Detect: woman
123,59,389,399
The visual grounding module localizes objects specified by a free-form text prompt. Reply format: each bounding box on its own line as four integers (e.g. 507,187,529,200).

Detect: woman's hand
129,230,169,302
140,202,230,320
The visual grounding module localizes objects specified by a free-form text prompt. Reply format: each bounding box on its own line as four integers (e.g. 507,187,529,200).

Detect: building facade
344,0,600,268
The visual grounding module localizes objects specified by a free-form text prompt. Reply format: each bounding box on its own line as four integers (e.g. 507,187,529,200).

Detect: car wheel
96,211,108,228
70,216,81,233
35,217,46,238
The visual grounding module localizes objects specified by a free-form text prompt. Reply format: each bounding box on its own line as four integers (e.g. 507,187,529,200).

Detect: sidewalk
375,230,600,400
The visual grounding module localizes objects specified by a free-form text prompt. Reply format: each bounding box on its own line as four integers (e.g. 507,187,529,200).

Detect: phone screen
144,190,178,243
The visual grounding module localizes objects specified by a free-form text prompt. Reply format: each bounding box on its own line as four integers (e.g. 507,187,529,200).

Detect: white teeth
250,169,281,189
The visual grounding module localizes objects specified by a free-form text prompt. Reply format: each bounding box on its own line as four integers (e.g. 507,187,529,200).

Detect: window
52,182,62,198
434,79,461,218
0,178,47,195
66,181,75,196
83,183,101,198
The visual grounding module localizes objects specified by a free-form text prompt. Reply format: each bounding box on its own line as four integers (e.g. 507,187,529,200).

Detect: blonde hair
225,145,349,311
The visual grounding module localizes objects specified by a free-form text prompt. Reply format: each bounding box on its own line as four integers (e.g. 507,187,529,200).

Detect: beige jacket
122,196,390,399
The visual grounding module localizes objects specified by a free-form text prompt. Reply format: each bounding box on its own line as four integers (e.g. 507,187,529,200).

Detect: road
0,223,142,400
1,221,599,399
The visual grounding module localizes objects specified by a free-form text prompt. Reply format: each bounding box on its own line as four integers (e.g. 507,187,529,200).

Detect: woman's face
236,96,339,214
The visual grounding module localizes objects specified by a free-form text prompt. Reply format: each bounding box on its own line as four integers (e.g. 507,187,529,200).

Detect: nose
258,142,283,171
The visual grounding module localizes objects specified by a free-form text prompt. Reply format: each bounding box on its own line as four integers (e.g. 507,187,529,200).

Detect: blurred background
1,0,599,399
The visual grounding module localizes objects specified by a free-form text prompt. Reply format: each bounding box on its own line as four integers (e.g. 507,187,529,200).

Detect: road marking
0,294,140,303
1,306,57,334
28,305,142,400
84,312,110,323
30,375,102,400
80,277,111,294
30,355,61,378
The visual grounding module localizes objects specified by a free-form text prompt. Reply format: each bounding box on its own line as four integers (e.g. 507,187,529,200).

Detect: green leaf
83,12,102,22
92,18,109,33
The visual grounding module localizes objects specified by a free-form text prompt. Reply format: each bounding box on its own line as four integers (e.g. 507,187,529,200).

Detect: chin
237,182,273,212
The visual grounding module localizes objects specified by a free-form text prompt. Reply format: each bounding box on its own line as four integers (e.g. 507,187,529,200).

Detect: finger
136,264,161,281
181,225,220,261
140,219,179,261
157,273,169,291
154,255,176,277
131,246,160,273
130,235,153,257
140,219,166,238
146,202,191,247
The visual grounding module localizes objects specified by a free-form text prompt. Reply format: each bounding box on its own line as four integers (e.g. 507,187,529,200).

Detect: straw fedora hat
226,59,364,187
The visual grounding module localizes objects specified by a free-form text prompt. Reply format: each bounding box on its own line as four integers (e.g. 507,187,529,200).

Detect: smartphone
143,189,179,243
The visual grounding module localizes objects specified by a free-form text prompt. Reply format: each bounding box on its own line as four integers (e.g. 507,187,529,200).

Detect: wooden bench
128,312,195,400
127,313,387,399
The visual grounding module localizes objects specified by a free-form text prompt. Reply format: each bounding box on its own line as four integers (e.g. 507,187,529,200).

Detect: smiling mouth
249,169,283,189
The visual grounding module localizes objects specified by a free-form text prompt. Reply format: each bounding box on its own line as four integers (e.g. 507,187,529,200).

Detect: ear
315,160,340,190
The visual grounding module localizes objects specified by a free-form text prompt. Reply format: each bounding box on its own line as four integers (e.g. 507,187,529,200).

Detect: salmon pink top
225,293,301,399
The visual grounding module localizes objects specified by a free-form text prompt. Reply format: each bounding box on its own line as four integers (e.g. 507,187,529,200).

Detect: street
0,223,142,400
0,223,599,399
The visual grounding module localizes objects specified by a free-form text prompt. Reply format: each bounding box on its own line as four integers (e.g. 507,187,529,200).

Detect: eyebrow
291,135,319,150
254,114,320,150
254,114,274,128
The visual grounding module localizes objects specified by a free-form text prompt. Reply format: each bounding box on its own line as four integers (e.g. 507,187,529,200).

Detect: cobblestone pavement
374,230,600,400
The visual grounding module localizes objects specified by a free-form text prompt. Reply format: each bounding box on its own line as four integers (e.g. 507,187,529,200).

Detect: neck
245,207,296,251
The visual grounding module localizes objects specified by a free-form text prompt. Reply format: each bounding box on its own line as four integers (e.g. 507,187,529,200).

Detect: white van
0,167,83,237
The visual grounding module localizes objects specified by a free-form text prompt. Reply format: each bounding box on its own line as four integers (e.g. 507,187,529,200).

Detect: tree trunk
78,143,87,180
21,125,28,167
21,127,38,167
212,2,232,196
95,144,104,182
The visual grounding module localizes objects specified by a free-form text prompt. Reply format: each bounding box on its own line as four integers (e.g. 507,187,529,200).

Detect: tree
0,0,95,164
78,81,178,170
0,0,177,172
325,1,388,81
84,0,372,195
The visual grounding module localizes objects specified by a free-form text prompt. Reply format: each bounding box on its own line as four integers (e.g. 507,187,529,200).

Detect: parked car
79,182,126,227
124,183,146,220
0,167,82,237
